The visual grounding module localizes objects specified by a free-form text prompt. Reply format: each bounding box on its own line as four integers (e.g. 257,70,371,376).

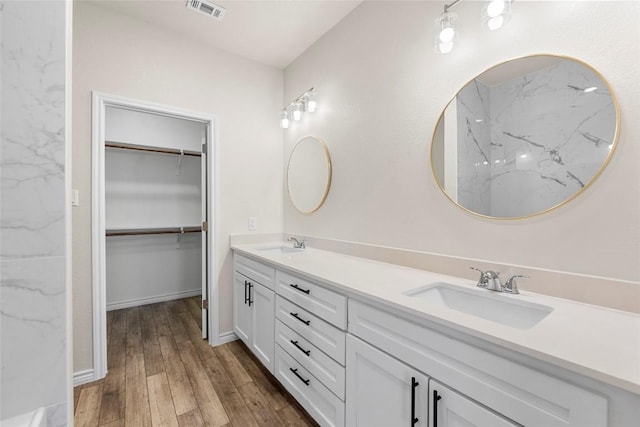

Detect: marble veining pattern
0,0,66,260
0,0,68,423
455,60,615,217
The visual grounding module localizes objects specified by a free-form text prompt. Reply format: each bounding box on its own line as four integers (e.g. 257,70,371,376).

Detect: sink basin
405,283,553,329
254,244,305,255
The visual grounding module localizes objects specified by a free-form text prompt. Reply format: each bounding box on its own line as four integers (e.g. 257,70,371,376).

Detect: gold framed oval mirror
287,136,332,214
430,54,620,219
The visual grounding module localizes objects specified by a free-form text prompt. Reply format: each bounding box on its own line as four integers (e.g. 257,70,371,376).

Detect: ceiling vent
186,0,226,21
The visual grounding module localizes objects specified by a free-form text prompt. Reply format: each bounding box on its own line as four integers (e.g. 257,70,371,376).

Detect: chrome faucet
288,237,306,249
470,267,528,294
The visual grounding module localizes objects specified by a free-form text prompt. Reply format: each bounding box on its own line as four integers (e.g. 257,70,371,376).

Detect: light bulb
280,110,289,129
438,42,454,54
292,102,302,121
487,0,505,18
439,27,455,43
487,15,504,30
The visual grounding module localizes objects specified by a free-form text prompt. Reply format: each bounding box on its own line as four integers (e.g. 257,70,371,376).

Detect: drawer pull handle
290,312,310,325
411,377,419,426
290,283,310,294
290,340,311,356
248,283,253,307
289,367,310,386
433,389,442,427
244,280,249,304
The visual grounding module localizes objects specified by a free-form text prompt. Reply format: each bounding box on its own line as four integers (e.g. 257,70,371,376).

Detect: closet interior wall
105,107,205,310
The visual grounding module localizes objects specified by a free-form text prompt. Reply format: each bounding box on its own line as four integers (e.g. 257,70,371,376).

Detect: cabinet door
233,272,251,346
346,335,429,427
429,380,517,427
251,282,275,372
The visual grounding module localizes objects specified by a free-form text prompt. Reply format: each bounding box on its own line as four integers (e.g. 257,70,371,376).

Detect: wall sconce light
280,88,318,129
435,0,514,54
482,0,512,31
280,110,290,129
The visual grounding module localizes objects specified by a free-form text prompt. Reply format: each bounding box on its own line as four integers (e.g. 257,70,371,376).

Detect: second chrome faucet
470,267,528,294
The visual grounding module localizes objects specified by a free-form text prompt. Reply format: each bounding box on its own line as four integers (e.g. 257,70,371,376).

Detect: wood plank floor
74,297,318,427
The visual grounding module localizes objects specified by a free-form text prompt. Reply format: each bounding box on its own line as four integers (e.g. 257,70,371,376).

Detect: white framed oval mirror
431,54,620,219
287,136,332,214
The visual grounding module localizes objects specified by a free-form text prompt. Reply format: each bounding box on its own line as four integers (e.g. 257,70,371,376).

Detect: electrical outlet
248,217,257,231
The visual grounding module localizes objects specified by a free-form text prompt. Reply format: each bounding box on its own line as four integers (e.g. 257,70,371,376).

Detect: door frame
91,91,219,380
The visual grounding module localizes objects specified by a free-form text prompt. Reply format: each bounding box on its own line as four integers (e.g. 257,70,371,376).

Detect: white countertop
232,242,640,395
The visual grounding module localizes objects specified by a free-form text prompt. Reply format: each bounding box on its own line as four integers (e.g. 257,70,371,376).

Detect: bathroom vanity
231,243,640,427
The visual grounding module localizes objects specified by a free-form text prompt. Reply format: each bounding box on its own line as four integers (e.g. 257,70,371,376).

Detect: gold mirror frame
430,54,620,220
287,136,332,214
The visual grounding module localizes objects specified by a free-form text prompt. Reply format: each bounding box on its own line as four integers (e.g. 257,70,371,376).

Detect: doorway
91,92,218,380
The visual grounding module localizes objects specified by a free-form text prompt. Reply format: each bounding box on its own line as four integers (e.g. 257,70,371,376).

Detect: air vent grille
186,0,226,21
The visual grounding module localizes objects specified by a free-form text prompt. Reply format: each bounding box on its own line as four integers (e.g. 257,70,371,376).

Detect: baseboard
73,369,96,387
107,289,202,311
216,331,238,345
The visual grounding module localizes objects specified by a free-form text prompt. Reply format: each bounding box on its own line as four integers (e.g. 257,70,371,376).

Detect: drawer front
276,319,345,400
276,270,347,329
275,345,345,427
349,300,607,427
234,254,275,290
276,295,346,365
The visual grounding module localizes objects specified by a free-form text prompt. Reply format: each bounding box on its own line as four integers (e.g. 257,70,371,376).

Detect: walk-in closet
101,103,210,339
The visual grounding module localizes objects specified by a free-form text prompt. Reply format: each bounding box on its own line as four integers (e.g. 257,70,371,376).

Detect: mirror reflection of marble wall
434,56,618,218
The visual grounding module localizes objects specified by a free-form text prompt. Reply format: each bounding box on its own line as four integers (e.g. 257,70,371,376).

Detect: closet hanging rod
106,226,202,237
105,141,201,157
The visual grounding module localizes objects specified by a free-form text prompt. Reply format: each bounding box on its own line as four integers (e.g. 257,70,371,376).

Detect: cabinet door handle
433,389,442,427
244,280,249,304
248,283,253,306
289,367,310,386
289,283,310,294
290,340,311,356
290,312,310,325
411,377,419,426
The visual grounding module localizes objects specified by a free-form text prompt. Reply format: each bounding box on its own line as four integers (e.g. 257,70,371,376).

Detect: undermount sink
254,244,305,255
405,283,553,329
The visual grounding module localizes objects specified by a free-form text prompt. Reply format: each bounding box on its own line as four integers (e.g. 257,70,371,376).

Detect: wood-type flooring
74,297,318,427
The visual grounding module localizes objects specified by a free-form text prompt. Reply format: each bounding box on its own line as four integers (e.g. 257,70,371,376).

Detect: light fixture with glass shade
482,0,512,31
434,0,515,54
434,0,461,54
292,102,303,121
280,109,290,129
279,87,318,130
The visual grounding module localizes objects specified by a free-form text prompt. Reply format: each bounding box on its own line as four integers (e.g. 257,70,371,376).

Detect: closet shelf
106,226,202,237
105,141,201,157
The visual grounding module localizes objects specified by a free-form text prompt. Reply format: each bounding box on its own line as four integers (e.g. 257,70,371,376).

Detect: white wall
1,1,69,425
73,2,284,373
283,2,639,286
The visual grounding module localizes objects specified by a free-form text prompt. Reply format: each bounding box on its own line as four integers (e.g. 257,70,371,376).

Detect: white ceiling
88,0,362,69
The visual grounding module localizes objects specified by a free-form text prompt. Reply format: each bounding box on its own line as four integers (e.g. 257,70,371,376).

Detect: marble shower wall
455,60,615,217
0,1,68,425
456,80,492,216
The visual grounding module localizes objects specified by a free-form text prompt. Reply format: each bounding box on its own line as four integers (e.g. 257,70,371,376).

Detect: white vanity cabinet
231,248,638,427
428,380,516,427
346,335,430,427
233,255,276,372
273,269,347,427
349,299,608,427
346,335,517,427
